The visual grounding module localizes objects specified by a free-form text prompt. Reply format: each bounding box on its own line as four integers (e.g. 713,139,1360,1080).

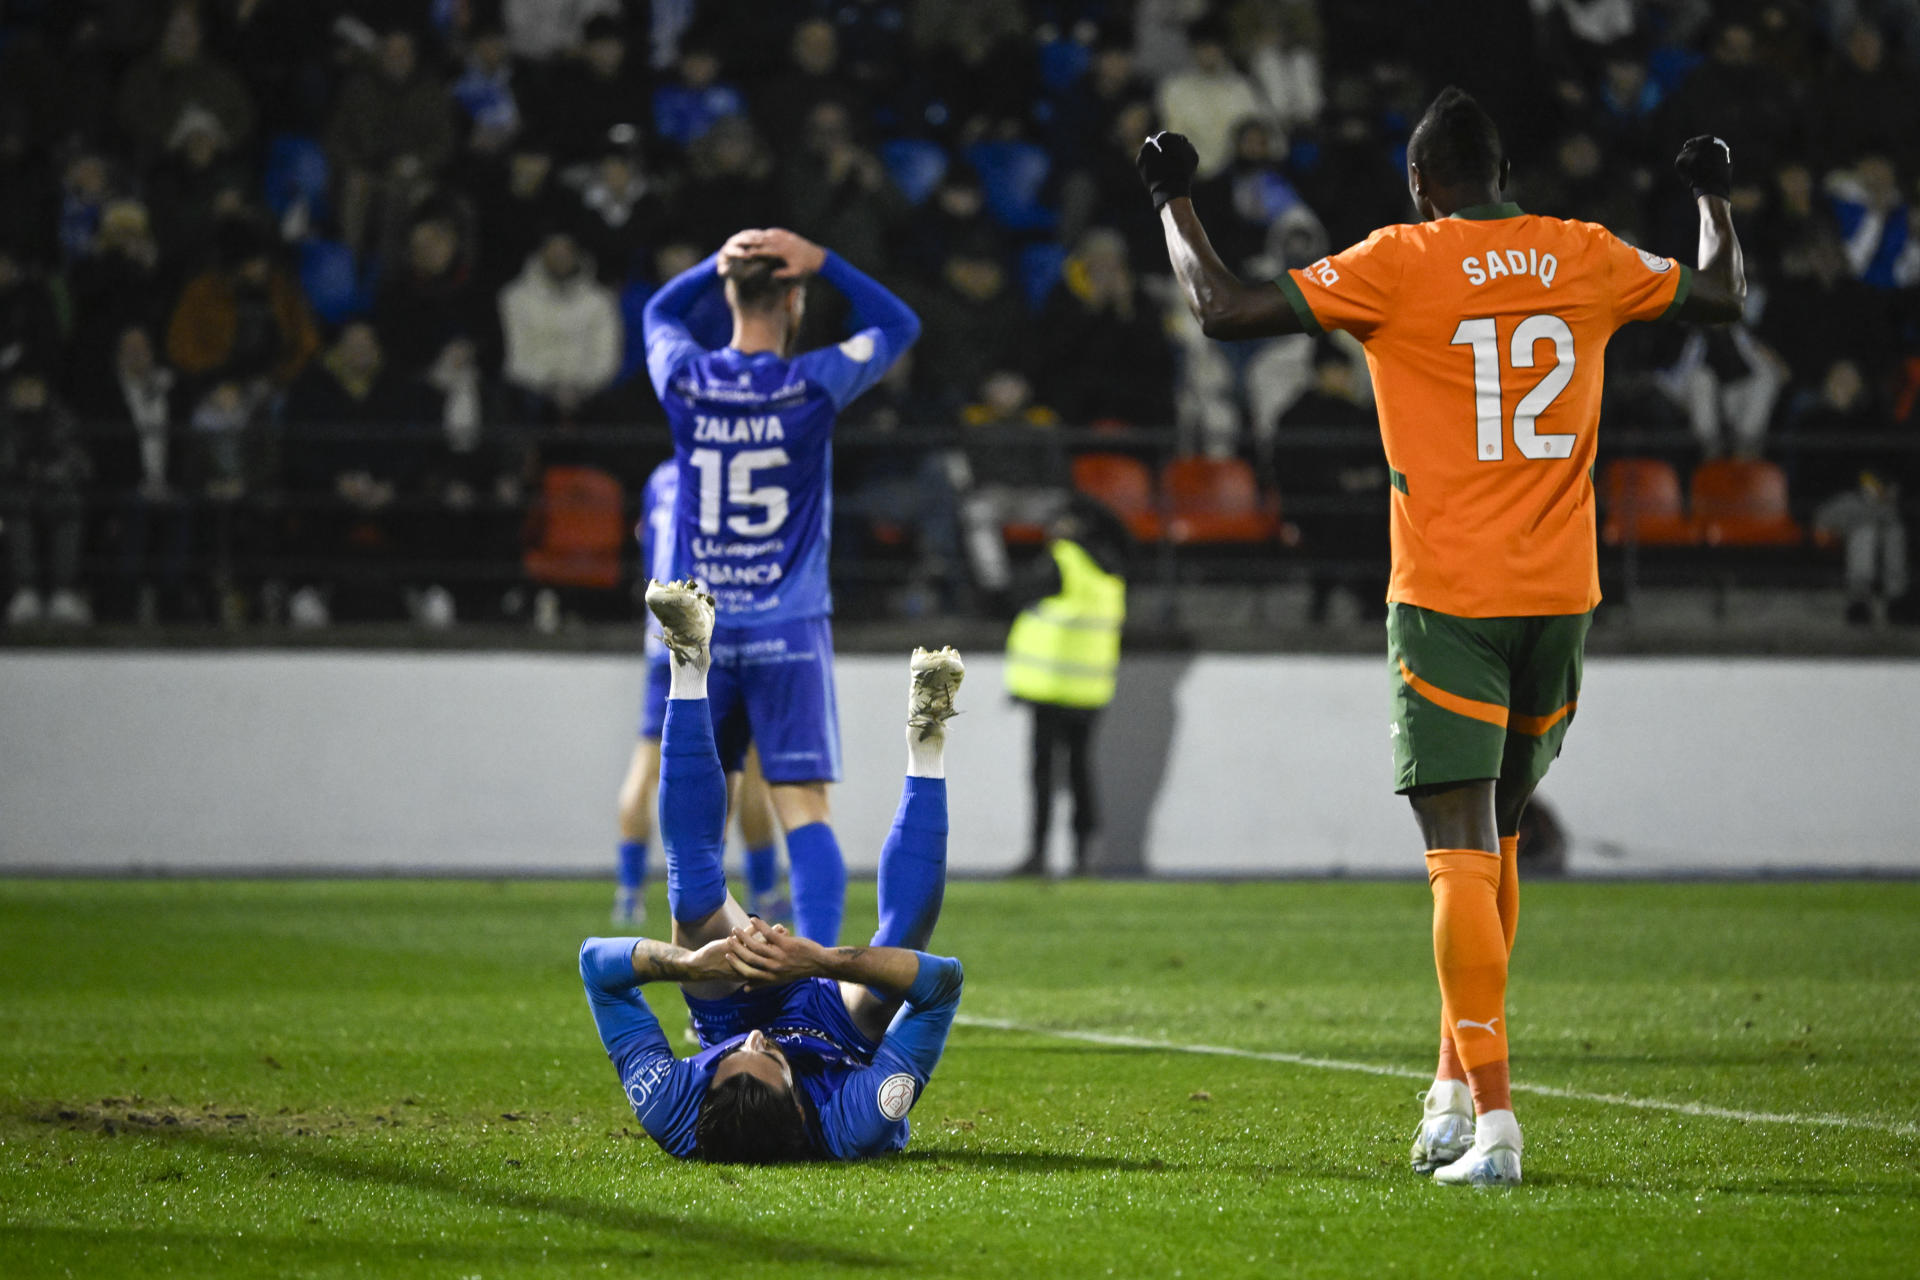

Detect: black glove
1674,135,1732,201
1135,131,1200,211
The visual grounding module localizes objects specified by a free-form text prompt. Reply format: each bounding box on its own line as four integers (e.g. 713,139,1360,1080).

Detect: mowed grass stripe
956,1016,1920,1138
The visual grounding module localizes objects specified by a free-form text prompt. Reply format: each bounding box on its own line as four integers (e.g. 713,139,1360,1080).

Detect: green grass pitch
2,878,1917,1278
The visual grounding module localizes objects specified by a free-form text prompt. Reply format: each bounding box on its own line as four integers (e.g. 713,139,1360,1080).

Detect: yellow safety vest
1004,539,1125,709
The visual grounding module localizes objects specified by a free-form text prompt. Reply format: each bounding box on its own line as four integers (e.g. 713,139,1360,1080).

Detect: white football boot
645,579,715,672
1410,1079,1475,1175
907,645,965,736
1432,1109,1522,1187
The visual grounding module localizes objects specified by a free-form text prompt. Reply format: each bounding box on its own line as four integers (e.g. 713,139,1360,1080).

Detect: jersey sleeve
1599,229,1692,326
1276,226,1406,341
819,954,964,1160
642,253,722,400
578,938,702,1157
789,253,921,411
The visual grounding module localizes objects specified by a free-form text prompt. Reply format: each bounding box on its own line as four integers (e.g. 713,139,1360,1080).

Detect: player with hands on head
640,225,920,953
579,579,965,1164
1142,95,1746,1187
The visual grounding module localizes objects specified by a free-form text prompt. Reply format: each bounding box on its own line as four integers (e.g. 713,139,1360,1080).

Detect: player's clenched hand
725,922,824,987
677,937,744,984
1675,136,1732,201
1135,131,1199,211
720,228,827,279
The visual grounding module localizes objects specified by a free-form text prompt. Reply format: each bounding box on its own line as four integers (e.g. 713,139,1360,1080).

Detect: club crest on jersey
1636,247,1673,273
876,1073,917,1121
1461,249,1558,289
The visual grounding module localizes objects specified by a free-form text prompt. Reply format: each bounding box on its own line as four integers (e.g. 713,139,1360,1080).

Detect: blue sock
744,844,780,900
616,839,647,891
784,822,846,946
659,699,729,923
872,777,949,951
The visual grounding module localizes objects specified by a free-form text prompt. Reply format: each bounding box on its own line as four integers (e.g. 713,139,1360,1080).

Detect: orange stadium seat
1600,458,1697,546
1690,459,1803,547
524,466,628,589
1072,452,1161,541
1161,457,1280,545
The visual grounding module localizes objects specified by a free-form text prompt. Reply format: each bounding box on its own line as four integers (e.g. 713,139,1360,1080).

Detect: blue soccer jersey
642,252,919,625
580,938,963,1161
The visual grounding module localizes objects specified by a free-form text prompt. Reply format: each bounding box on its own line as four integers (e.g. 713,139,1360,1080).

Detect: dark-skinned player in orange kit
1136,87,1746,1186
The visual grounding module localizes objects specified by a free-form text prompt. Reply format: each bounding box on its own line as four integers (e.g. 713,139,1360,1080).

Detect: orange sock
1427,848,1511,1112
1497,833,1519,954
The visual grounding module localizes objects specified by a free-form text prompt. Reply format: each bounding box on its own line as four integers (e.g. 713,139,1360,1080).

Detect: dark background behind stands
0,0,1916,637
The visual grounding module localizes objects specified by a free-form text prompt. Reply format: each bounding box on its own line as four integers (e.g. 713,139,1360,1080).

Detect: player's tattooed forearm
629,938,691,982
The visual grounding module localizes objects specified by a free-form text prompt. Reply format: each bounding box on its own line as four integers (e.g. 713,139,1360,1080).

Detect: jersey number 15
1450,315,1577,461
690,447,790,537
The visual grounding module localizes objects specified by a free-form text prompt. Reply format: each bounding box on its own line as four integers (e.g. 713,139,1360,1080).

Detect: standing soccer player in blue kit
642,226,920,946
581,581,965,1163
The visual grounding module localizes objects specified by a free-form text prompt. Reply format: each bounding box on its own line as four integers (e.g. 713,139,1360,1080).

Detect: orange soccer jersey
1277,203,1691,618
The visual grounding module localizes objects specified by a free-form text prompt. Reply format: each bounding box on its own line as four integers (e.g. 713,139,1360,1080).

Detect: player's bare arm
725,923,922,994
1670,137,1746,324
626,935,743,986
1137,131,1306,340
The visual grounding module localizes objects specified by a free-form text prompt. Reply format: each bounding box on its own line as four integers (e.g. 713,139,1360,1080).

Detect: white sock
1473,1108,1521,1151
906,725,945,778
668,656,708,700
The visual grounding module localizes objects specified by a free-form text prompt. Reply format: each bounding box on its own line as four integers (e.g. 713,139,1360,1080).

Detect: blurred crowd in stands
0,0,1916,629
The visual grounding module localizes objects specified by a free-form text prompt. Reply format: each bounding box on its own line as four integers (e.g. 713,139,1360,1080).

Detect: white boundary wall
2,652,1915,876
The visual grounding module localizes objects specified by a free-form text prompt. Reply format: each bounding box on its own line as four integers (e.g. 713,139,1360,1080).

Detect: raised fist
1135,131,1200,212
1675,136,1733,201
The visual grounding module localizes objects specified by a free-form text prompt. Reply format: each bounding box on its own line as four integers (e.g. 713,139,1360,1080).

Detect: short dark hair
720,254,796,312
1407,86,1504,190
693,1074,814,1164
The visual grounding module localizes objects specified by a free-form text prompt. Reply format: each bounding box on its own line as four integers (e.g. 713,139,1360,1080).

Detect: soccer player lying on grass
580,580,965,1163
1140,91,1746,1185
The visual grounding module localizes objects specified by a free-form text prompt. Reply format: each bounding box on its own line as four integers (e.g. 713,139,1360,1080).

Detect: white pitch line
955,1015,1920,1139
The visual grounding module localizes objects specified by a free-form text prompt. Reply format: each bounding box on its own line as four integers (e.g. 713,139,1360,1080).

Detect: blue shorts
707,616,841,784
682,975,877,1057
636,650,672,739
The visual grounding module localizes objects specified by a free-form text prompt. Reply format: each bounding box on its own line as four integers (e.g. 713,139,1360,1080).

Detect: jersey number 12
1451,315,1576,461
690,447,790,537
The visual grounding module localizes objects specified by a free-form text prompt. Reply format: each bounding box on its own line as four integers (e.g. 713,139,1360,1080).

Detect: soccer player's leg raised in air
577,578,964,1164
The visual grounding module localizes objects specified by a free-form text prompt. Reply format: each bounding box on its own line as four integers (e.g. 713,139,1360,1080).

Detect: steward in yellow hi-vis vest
1005,501,1130,878
1005,538,1125,709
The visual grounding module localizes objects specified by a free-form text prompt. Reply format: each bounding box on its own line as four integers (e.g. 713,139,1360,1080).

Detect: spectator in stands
1156,17,1267,178
781,101,907,274
1656,20,1798,172
927,371,1070,599
536,15,650,164
376,209,499,385
67,201,171,409
1049,39,1153,171
903,233,1030,415
327,27,456,258
0,245,60,387
77,326,192,623
284,321,437,625
565,144,668,285
1189,117,1305,275
116,5,255,168
502,0,620,63
1658,324,1786,461
754,17,866,155
1818,22,1918,169
2,370,90,626
1825,155,1920,291
451,21,523,155
472,143,565,295
144,107,250,265
1276,339,1389,623
674,116,780,252
1227,0,1324,139
166,218,321,399
1032,228,1175,427
651,36,746,149
1795,359,1910,625
498,230,621,421
57,151,116,264
1062,96,1168,271
898,166,990,282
